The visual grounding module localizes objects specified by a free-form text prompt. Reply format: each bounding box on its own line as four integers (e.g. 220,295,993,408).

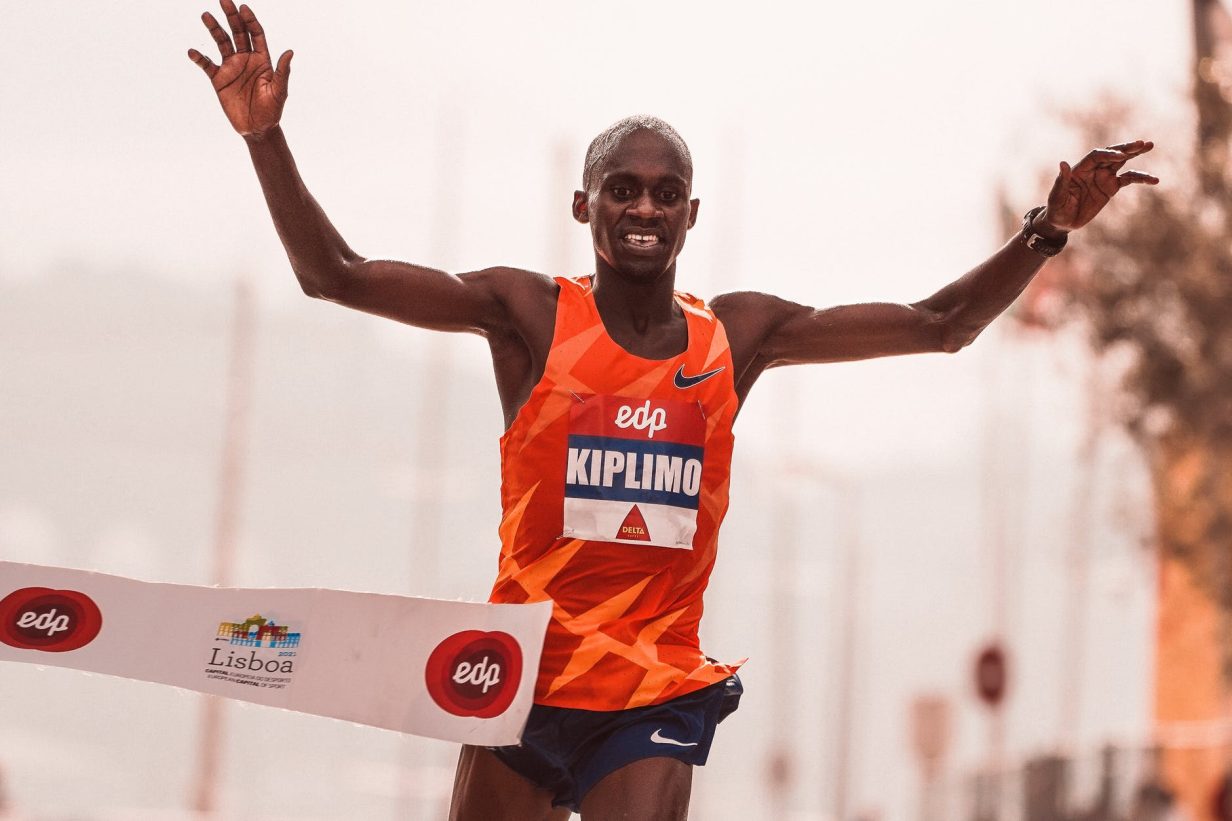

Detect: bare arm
188,0,542,336
241,125,535,333
715,141,1158,396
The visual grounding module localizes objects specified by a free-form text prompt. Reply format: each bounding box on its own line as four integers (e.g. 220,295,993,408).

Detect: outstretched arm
187,1,540,335
714,141,1158,394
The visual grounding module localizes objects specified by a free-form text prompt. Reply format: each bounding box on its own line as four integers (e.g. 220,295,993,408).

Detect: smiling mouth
622,232,662,249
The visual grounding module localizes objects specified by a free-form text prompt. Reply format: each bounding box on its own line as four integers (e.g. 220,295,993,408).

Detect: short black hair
582,115,693,193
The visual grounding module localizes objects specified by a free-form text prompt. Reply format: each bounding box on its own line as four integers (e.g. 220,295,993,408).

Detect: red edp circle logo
0,587,104,652
425,630,522,718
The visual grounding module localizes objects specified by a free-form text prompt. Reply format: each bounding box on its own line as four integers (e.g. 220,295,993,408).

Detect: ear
687,198,700,229
572,190,589,224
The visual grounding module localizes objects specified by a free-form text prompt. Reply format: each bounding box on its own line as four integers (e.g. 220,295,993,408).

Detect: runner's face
575,130,699,283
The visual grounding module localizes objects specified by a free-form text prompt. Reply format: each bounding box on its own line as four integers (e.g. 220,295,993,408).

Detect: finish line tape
0,561,551,746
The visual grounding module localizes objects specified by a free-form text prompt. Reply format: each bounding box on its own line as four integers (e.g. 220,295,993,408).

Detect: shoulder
460,266,557,297
460,266,559,316
705,290,808,376
460,268,566,360
710,290,808,336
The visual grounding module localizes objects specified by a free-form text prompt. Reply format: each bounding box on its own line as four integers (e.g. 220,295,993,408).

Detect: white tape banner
0,562,551,746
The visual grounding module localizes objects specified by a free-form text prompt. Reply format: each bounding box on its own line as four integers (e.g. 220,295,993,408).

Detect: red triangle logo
617,506,652,542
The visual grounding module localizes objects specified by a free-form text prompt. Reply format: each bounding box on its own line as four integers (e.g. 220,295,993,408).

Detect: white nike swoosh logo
650,728,698,747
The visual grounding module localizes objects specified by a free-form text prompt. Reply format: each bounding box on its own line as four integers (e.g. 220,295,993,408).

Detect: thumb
1046,160,1071,208
274,50,294,97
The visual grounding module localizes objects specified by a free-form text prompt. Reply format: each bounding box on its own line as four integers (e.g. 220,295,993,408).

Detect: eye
610,186,633,200
659,190,680,203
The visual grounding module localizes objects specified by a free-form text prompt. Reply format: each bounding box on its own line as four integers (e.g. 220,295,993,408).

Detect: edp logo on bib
0,587,104,652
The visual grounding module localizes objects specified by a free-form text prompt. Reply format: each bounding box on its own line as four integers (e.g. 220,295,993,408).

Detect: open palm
187,0,292,137
1043,140,1157,232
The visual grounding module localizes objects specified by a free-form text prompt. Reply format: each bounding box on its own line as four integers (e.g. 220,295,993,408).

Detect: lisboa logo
0,587,104,653
424,631,522,718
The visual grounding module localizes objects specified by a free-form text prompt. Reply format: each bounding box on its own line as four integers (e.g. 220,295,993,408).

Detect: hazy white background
0,0,1191,818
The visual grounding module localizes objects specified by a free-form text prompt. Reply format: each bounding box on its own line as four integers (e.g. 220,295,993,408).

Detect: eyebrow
602,170,689,187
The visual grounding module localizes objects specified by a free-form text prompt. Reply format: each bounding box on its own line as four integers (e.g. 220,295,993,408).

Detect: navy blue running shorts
486,674,742,812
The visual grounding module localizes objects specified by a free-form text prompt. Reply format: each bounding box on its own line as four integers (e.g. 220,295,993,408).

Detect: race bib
562,394,705,548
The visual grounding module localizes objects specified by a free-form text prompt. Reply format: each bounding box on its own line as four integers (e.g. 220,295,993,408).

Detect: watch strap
1020,205,1068,257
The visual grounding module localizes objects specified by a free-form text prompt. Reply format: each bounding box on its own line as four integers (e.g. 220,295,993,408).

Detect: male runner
187,3,1157,819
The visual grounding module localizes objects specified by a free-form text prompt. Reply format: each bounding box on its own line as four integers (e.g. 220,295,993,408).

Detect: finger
1075,148,1130,171
187,48,219,79
239,4,268,56
220,0,251,53
202,11,234,58
1107,139,1154,156
274,50,293,99
1117,170,1160,187
1046,160,1071,206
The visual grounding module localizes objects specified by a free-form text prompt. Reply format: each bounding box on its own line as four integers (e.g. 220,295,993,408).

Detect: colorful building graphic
215,614,301,649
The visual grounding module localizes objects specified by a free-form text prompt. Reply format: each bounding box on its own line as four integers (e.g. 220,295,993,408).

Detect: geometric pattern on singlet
489,276,742,711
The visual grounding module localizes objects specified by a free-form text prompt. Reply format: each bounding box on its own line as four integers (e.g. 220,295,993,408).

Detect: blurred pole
766,376,800,820
1148,9,1232,816
552,139,577,275
1192,3,1232,806
832,483,861,821
978,324,1013,821
693,125,746,821
1196,3,1232,803
1194,1,1232,807
1191,0,1232,199
746,426,859,820
710,127,745,295
190,276,257,816
410,101,465,597
1057,354,1103,754
776,455,859,821
397,100,465,820
911,694,952,821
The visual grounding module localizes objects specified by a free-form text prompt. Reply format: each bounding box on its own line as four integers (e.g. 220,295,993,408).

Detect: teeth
625,234,659,243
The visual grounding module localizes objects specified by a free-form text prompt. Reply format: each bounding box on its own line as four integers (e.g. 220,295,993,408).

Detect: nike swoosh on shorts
650,728,698,747
673,364,725,389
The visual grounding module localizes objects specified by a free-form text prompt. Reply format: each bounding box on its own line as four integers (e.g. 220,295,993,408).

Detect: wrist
1031,206,1070,242
243,125,283,145
1019,205,1068,257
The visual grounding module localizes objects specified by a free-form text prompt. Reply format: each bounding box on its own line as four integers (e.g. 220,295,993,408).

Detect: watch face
1021,206,1066,257
1026,234,1062,256
1022,208,1043,239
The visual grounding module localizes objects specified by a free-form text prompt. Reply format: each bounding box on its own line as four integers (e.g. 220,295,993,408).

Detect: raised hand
187,0,292,137
1041,140,1159,233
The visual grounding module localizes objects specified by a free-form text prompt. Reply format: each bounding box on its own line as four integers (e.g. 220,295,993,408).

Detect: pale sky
0,0,1195,818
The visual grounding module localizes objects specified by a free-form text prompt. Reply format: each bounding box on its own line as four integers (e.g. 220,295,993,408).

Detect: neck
591,261,679,327
589,260,687,360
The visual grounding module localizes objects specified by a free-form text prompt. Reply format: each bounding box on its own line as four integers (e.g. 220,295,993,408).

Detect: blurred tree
1005,0,1232,631
1003,2,1232,817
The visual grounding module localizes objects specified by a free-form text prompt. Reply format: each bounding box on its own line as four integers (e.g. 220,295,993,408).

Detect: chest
596,315,689,362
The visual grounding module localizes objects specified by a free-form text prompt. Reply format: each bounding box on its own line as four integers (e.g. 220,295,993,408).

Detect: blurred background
3,0,1230,818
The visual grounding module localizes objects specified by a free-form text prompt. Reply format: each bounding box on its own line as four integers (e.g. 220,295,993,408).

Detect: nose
628,191,659,220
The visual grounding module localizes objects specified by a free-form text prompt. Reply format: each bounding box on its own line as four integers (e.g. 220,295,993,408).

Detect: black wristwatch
1020,206,1068,257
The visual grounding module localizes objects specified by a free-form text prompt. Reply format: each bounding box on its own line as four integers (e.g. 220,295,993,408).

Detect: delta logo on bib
563,394,705,549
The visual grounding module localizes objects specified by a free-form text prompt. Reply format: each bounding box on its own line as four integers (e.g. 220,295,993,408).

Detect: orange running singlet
489,276,742,711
